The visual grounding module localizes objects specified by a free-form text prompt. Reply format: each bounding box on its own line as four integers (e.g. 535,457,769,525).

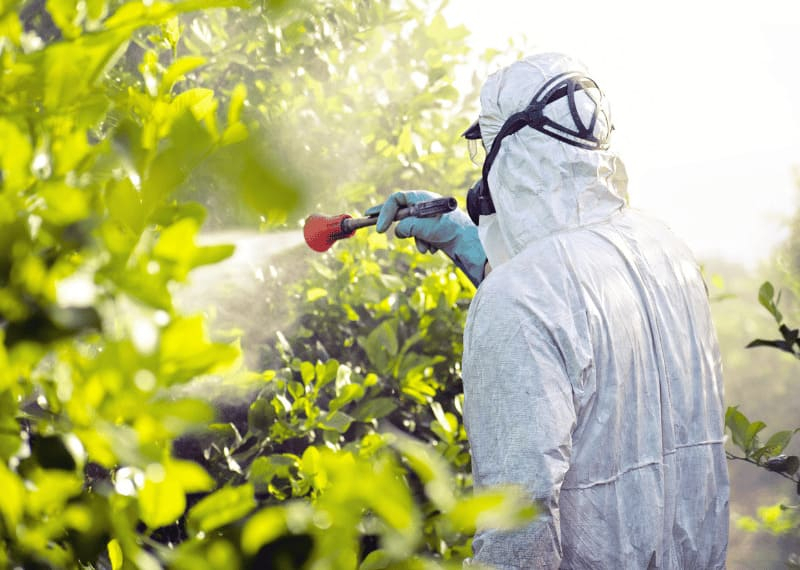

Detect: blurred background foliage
0,0,796,567
0,0,534,567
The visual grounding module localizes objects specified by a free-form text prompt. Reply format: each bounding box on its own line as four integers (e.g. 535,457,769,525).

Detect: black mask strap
471,110,529,219
473,71,611,221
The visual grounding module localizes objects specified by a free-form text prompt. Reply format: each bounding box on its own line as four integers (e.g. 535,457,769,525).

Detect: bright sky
443,0,800,269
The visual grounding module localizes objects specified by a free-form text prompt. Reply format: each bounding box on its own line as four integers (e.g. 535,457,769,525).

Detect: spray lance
303,197,457,252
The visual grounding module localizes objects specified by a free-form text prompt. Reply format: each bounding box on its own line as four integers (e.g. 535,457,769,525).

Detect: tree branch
726,452,799,482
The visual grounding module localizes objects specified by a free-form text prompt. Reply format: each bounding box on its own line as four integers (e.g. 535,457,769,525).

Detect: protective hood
477,52,629,261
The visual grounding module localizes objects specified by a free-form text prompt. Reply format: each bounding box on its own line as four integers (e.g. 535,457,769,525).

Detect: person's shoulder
472,251,573,321
475,256,530,305
467,266,533,351
620,208,700,262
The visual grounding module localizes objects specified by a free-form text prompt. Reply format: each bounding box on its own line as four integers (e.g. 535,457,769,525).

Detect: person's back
464,208,728,568
458,51,729,569
566,209,728,568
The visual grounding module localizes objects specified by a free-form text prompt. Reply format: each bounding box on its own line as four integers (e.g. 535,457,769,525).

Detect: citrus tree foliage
0,0,535,567
169,0,479,227
154,236,535,569
0,0,272,564
724,281,800,549
191,232,503,567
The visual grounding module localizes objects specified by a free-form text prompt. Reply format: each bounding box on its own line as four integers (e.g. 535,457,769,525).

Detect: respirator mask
463,71,613,226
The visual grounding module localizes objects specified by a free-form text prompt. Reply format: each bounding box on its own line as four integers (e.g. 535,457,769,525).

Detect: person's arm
367,191,488,286
462,306,577,569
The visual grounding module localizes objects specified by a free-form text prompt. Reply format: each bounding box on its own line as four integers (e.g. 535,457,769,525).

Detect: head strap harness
465,71,612,224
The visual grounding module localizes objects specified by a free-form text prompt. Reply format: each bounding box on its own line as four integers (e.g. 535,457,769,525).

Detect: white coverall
461,53,729,569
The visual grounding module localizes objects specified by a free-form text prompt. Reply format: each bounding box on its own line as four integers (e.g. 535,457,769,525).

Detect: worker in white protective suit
372,51,729,569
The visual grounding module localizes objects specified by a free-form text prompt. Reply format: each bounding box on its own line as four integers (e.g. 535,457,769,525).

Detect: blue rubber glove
365,191,488,286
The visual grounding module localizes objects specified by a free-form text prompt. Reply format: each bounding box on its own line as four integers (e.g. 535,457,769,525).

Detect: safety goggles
467,136,485,166
461,72,612,153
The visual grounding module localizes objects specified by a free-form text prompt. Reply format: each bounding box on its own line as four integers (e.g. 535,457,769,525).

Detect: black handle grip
398,197,458,219
343,197,458,232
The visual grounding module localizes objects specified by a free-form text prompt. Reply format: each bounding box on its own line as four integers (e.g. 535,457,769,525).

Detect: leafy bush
724,281,800,563
0,0,535,567
725,282,800,482
186,231,501,566
0,0,271,564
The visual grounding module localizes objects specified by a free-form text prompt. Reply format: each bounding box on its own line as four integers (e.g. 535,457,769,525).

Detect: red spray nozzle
303,213,356,252
303,197,458,252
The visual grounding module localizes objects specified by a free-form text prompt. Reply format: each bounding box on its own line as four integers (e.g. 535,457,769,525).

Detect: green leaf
154,216,201,265
342,303,360,321
359,549,392,570
139,471,186,529
248,454,299,495
186,483,256,536
52,128,91,175
149,201,207,227
351,397,397,422
318,410,354,433
241,507,289,555
287,380,304,400
725,407,750,452
159,315,240,383
313,360,339,391
191,243,235,268
37,182,91,225
86,0,106,20
0,12,22,46
46,0,84,39
300,361,315,384
446,487,537,533
360,319,398,373
28,470,84,515
248,456,273,494
168,458,215,493
106,178,145,235
0,464,25,531
161,56,206,95
306,287,327,302
329,383,364,412
41,28,131,111
0,391,21,461
172,87,217,122
763,430,794,456
107,539,123,570
140,113,215,207
248,398,276,433
104,0,248,31
0,118,32,192
149,398,215,431
736,515,760,533
744,420,766,452
757,281,783,323
757,503,796,534
758,281,774,308
220,122,248,145
391,435,454,511
396,124,412,154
